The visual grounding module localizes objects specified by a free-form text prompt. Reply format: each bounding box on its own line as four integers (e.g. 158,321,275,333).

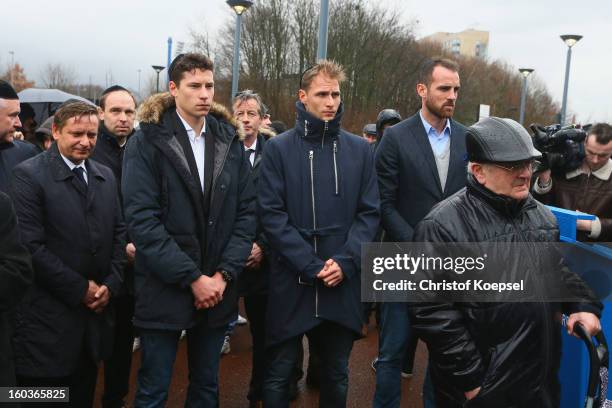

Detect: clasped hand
82,280,110,313
192,273,227,310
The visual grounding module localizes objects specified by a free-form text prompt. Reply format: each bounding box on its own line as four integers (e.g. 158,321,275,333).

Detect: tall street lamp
152,65,165,94
8,51,14,84
137,69,142,96
560,34,582,125
227,0,254,100
518,68,534,125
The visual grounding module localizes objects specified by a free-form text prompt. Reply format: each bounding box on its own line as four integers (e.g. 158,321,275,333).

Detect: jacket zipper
321,121,328,149
309,150,319,318
333,140,339,195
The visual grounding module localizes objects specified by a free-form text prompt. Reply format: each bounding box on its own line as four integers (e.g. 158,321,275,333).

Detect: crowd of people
0,51,610,408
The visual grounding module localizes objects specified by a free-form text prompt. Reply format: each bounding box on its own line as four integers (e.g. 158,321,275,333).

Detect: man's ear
169,81,178,97
51,123,60,141
416,83,427,99
471,163,487,184
97,106,104,121
298,88,307,104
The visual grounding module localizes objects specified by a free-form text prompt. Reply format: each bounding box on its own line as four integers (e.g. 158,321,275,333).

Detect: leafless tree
40,63,77,91
191,0,560,131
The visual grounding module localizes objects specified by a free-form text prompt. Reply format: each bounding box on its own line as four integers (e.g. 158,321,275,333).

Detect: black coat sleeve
332,142,380,280
375,130,414,242
122,134,201,288
215,143,257,280
11,167,89,307
102,191,127,296
408,218,485,392
0,192,33,312
257,139,325,281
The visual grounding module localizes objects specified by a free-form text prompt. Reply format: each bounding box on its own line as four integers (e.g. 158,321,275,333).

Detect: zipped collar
295,101,343,141
99,123,134,149
466,174,536,218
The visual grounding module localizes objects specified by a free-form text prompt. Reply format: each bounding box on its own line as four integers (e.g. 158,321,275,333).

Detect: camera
530,123,586,175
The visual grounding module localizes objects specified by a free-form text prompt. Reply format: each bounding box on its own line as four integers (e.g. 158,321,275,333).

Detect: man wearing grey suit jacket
373,58,468,408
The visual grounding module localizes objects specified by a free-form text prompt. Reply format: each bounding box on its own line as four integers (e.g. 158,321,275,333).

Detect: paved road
94,316,427,407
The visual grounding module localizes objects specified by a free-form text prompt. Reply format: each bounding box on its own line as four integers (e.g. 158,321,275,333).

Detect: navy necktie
72,167,87,188
247,149,256,167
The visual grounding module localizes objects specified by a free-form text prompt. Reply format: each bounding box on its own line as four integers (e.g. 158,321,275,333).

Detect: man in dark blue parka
258,60,380,407
122,53,255,407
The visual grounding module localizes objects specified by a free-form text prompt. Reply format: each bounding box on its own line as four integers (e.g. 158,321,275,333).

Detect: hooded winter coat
411,175,602,407
122,93,255,330
258,101,380,346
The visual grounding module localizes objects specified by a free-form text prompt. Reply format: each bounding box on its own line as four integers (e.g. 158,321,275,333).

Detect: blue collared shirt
419,110,451,156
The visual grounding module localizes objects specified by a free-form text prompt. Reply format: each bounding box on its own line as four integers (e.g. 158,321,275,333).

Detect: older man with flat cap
0,80,37,193
409,117,602,407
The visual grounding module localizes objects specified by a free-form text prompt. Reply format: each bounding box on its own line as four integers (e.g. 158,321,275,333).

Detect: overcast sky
3,0,610,123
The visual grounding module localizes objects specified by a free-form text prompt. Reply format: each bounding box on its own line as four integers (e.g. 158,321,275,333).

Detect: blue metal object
547,205,595,243
167,37,173,84
547,206,612,407
317,0,329,61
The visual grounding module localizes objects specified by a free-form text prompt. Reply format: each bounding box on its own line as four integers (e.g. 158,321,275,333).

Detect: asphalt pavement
94,312,427,407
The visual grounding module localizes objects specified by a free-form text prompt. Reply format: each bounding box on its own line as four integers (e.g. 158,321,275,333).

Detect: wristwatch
219,270,233,283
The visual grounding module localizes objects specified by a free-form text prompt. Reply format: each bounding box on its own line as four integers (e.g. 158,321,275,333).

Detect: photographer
533,123,612,242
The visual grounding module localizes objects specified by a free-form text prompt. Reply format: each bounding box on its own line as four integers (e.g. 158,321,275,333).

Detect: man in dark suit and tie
10,101,126,407
232,89,279,407
373,58,467,408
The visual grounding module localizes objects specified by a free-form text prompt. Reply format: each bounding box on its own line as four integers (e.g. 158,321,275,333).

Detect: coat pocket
172,234,202,265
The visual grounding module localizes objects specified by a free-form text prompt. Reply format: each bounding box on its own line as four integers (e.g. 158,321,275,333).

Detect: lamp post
227,0,254,100
152,65,165,94
137,69,142,96
560,34,582,125
518,68,534,125
317,0,330,60
8,51,14,84
167,37,173,83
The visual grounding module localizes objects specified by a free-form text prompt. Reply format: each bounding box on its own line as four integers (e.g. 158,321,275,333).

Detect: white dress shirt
244,137,258,166
60,153,88,184
176,111,207,191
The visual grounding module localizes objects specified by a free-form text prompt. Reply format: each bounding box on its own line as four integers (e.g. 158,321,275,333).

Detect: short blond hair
300,60,346,91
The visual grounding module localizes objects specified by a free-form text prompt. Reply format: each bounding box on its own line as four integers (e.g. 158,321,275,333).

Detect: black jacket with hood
258,101,380,346
122,93,256,330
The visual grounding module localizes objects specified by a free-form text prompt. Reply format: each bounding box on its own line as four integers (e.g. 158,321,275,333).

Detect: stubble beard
425,98,454,120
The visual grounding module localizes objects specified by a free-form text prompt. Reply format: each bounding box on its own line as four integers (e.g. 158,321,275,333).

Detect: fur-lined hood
137,92,245,141
259,126,276,140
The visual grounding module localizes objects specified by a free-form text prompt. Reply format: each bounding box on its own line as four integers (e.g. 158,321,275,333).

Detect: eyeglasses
490,159,539,173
